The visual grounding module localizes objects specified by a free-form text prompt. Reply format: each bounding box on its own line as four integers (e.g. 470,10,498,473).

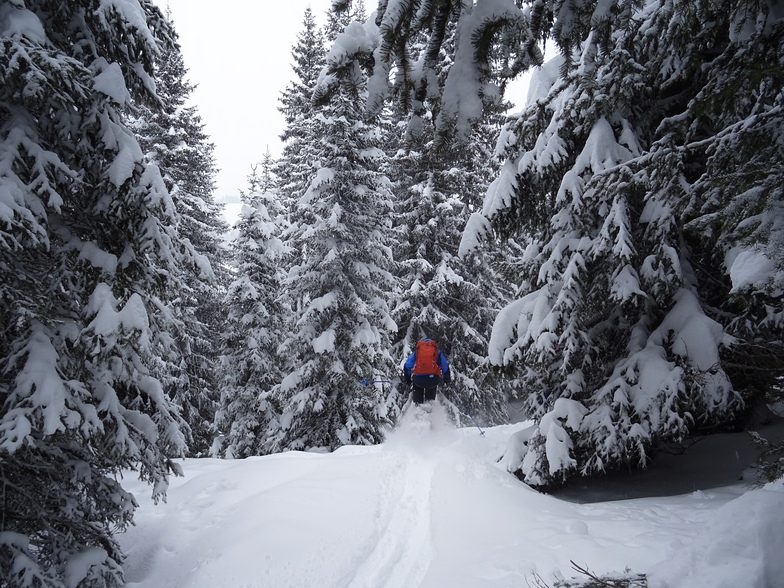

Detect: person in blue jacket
402,338,451,405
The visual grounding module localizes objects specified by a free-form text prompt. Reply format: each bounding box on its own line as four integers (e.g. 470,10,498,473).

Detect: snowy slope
118,404,784,588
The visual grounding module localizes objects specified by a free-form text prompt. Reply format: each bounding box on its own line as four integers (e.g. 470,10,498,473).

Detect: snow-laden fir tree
216,178,290,458
130,17,227,456
0,1,200,584
471,0,783,488
268,20,400,452
275,6,327,228
355,0,782,487
382,19,516,425
389,140,515,425
325,1,544,422
251,147,278,194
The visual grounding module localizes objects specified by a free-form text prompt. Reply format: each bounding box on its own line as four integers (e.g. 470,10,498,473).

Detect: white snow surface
525,54,564,106
92,58,131,105
725,246,777,293
0,2,46,42
119,407,784,588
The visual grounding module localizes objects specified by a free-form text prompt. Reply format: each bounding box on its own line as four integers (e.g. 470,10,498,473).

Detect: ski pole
446,386,485,437
360,376,398,386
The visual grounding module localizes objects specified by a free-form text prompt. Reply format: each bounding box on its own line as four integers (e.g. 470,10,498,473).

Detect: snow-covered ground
119,403,784,588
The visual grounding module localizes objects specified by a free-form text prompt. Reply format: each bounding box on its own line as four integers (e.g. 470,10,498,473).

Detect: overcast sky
156,2,535,213
156,1,331,204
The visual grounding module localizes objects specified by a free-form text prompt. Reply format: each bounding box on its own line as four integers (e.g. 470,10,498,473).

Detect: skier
402,338,451,405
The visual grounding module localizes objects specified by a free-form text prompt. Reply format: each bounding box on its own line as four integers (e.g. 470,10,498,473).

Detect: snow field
119,414,773,588
344,449,434,587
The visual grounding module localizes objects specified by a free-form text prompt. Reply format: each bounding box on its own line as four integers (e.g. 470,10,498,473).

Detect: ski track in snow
343,403,450,587
343,448,434,587
119,403,746,588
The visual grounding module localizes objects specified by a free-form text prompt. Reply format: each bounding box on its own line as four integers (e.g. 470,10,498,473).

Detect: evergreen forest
1,0,782,585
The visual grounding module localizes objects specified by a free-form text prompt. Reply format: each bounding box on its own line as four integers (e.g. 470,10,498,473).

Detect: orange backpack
413,339,441,375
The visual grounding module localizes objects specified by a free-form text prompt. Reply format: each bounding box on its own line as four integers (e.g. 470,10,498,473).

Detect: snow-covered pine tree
383,19,515,425
672,2,784,404
217,177,289,458
268,20,399,452
0,1,199,584
130,17,227,456
323,1,544,425
275,6,327,224
477,0,783,488
252,147,279,194
390,143,515,425
358,0,782,486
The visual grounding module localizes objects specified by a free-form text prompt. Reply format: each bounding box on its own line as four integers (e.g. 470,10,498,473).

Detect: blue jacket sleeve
438,351,450,376
403,352,416,375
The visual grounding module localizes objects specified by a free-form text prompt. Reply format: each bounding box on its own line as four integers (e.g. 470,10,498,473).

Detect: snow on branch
525,397,587,477
1,323,79,449
85,284,152,350
0,3,46,42
481,159,519,219
95,0,158,49
458,212,493,258
573,117,635,176
488,289,542,366
588,288,736,442
438,0,536,142
315,19,380,105
91,58,131,105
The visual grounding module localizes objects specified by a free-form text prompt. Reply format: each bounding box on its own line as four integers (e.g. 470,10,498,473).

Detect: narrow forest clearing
119,409,784,587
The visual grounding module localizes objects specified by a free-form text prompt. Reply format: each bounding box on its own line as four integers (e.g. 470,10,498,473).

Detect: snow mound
649,480,784,588
118,421,783,588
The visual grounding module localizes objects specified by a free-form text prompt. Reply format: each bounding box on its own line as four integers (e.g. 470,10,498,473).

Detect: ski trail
343,421,441,587
345,450,434,588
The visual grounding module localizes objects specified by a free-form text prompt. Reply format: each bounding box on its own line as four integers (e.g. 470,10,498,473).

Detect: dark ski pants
412,385,437,404
410,374,442,404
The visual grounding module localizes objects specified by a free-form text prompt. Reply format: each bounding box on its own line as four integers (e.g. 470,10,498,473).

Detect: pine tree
130,18,227,457
251,147,279,194
476,0,783,487
269,23,400,451
358,0,783,486
217,179,289,458
390,145,514,425
367,16,514,425
387,97,514,424
275,6,327,220
0,1,198,584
